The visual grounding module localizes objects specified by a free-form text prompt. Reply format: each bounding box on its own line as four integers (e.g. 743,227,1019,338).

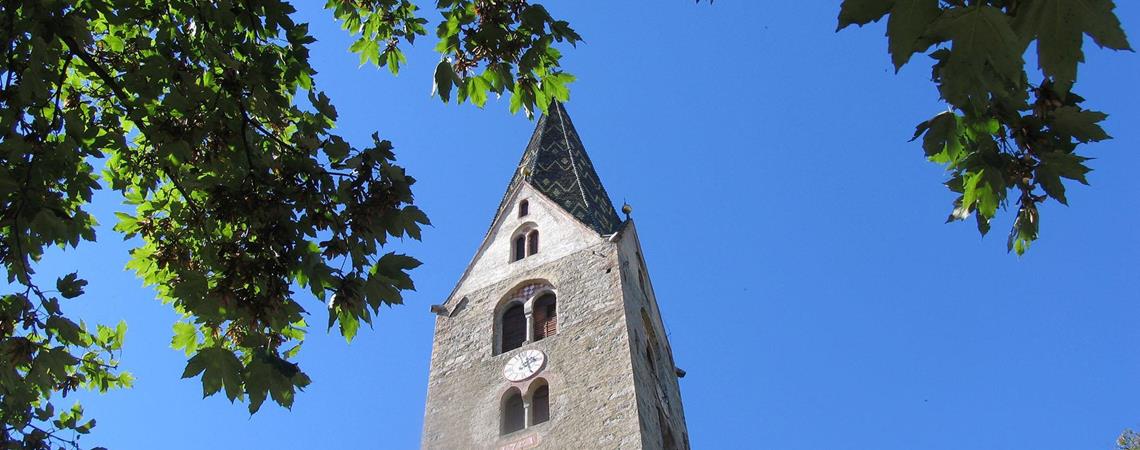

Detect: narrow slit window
519,200,529,217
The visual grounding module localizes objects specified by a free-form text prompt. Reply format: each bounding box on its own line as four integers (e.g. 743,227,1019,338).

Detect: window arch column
524,304,535,344
523,397,533,428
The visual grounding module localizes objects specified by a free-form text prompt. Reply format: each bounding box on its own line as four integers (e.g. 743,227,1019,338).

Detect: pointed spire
501,101,622,235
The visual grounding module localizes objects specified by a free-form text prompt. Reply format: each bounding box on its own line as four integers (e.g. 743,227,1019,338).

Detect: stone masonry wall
422,238,644,449
615,223,690,449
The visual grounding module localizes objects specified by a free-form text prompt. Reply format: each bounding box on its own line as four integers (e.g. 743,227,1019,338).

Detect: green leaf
114,321,127,350
432,60,459,102
171,322,199,356
1008,203,1040,255
838,0,894,30
1037,152,1092,204
955,167,1000,221
374,252,421,289
35,346,79,381
95,321,127,350
467,76,489,108
56,273,87,299
75,419,96,434
887,0,940,69
1051,106,1110,142
46,316,86,346
384,48,407,75
1013,0,1132,94
337,307,360,343
245,353,309,413
976,209,992,235
913,112,964,163
182,347,244,401
351,38,379,66
927,6,1024,109
244,357,274,414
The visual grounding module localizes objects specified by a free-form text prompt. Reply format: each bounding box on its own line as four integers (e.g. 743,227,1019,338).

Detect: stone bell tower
421,102,689,449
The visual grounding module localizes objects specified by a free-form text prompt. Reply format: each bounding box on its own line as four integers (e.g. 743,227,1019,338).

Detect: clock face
503,349,546,382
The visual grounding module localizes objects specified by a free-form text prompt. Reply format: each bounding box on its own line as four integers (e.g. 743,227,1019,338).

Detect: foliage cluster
839,0,1131,254
1120,430,1140,450
0,0,577,447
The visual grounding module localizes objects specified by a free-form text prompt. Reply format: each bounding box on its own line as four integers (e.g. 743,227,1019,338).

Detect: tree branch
62,36,205,216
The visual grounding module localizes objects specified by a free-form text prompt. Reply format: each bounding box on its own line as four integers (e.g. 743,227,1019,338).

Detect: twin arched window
496,284,558,355
500,379,550,435
512,229,539,262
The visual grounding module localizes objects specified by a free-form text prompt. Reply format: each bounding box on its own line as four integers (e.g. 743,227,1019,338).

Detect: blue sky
43,1,1140,449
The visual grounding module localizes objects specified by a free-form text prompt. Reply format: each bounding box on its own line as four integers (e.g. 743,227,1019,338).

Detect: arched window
519,199,529,217
513,235,526,262
501,303,526,353
533,293,557,341
527,230,539,256
501,389,525,435
532,384,550,425
495,282,552,355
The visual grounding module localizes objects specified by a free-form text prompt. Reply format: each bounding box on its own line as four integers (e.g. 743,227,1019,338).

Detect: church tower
421,103,689,449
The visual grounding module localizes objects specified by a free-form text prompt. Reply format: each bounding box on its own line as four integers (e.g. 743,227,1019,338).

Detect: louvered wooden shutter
532,294,556,340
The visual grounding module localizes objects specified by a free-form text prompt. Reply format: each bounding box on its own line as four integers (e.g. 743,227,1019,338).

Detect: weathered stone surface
616,223,689,449
421,189,688,449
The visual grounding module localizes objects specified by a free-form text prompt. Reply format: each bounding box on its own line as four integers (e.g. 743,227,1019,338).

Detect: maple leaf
928,6,1024,111
1014,0,1133,95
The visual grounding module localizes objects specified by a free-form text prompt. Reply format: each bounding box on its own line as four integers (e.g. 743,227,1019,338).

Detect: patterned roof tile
497,102,621,235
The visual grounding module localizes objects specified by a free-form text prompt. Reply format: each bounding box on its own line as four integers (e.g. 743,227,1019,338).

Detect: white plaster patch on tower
446,182,603,301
